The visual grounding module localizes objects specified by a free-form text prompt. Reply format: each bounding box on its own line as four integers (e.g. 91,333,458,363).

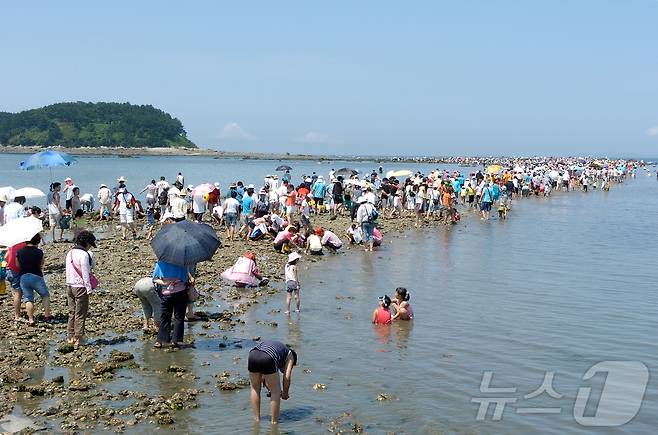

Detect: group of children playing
372,287,414,324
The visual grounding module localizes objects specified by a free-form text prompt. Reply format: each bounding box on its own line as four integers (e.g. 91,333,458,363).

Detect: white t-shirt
116,192,135,215
284,263,298,283
156,180,170,196
97,187,112,205
192,195,206,213
3,203,25,223
224,198,240,214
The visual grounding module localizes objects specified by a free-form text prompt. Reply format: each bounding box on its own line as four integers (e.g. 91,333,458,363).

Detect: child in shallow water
284,252,301,314
391,287,414,321
372,295,392,324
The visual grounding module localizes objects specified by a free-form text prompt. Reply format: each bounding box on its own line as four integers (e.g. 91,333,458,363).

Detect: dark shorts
65,199,72,209
248,349,276,374
310,249,324,256
286,280,299,293
333,195,343,204
314,197,324,205
481,201,492,212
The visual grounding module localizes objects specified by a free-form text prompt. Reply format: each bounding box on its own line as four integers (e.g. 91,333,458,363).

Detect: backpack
367,204,379,224
124,193,136,209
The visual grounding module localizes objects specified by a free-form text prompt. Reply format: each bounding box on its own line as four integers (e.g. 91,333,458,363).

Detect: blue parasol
19,149,78,170
19,149,78,182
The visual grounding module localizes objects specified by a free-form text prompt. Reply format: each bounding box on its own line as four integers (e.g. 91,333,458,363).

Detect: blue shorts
481,201,492,212
6,269,21,291
225,212,238,227
20,273,50,302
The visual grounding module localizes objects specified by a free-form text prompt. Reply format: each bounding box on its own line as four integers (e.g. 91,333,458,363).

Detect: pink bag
70,256,99,290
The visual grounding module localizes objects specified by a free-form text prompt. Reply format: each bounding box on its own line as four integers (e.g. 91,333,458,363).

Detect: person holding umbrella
152,260,191,348
150,220,221,348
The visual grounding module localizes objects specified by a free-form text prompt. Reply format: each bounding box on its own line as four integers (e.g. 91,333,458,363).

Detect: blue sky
1,0,657,156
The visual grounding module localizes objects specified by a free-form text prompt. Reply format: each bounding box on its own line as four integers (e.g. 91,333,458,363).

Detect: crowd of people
0,157,641,424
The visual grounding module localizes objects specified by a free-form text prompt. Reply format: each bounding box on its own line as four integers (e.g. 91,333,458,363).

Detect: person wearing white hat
113,185,137,240
284,252,301,314
97,183,112,221
356,196,378,252
170,189,188,222
63,177,77,211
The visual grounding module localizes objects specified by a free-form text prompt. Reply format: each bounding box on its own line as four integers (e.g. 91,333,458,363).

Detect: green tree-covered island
0,102,196,148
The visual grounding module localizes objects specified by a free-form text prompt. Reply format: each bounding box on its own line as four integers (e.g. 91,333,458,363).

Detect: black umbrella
335,167,358,178
276,165,293,171
151,220,221,266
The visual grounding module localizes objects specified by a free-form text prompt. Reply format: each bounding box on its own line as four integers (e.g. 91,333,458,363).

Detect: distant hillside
0,102,196,148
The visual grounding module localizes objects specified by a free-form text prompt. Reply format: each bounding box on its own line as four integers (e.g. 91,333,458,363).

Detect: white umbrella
11,187,46,199
0,216,43,247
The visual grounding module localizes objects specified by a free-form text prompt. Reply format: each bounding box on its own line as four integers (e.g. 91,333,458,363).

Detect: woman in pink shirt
65,230,97,347
221,251,266,287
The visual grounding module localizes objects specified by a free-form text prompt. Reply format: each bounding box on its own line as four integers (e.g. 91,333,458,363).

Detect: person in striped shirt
248,340,298,424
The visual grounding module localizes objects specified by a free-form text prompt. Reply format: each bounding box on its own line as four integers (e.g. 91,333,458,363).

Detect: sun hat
65,177,72,182
214,182,220,187
0,193,6,202
99,183,107,188
247,184,255,190
117,176,127,182
178,189,187,196
357,196,367,204
288,252,301,263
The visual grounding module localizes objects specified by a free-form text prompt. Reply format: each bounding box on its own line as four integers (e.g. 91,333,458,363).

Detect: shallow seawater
3,153,658,433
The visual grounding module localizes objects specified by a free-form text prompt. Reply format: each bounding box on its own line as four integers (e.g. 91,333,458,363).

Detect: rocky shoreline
0,210,455,433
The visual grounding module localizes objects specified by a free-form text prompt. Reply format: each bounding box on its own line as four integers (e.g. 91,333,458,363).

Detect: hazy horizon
2,1,658,156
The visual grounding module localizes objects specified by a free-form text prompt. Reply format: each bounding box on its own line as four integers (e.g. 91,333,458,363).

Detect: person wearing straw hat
97,183,112,220
113,179,137,239
284,251,301,314
170,189,188,222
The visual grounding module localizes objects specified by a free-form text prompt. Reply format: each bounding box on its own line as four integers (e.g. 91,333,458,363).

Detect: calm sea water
4,154,658,434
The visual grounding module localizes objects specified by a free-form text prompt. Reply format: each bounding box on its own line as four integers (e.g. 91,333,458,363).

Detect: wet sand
0,210,454,432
